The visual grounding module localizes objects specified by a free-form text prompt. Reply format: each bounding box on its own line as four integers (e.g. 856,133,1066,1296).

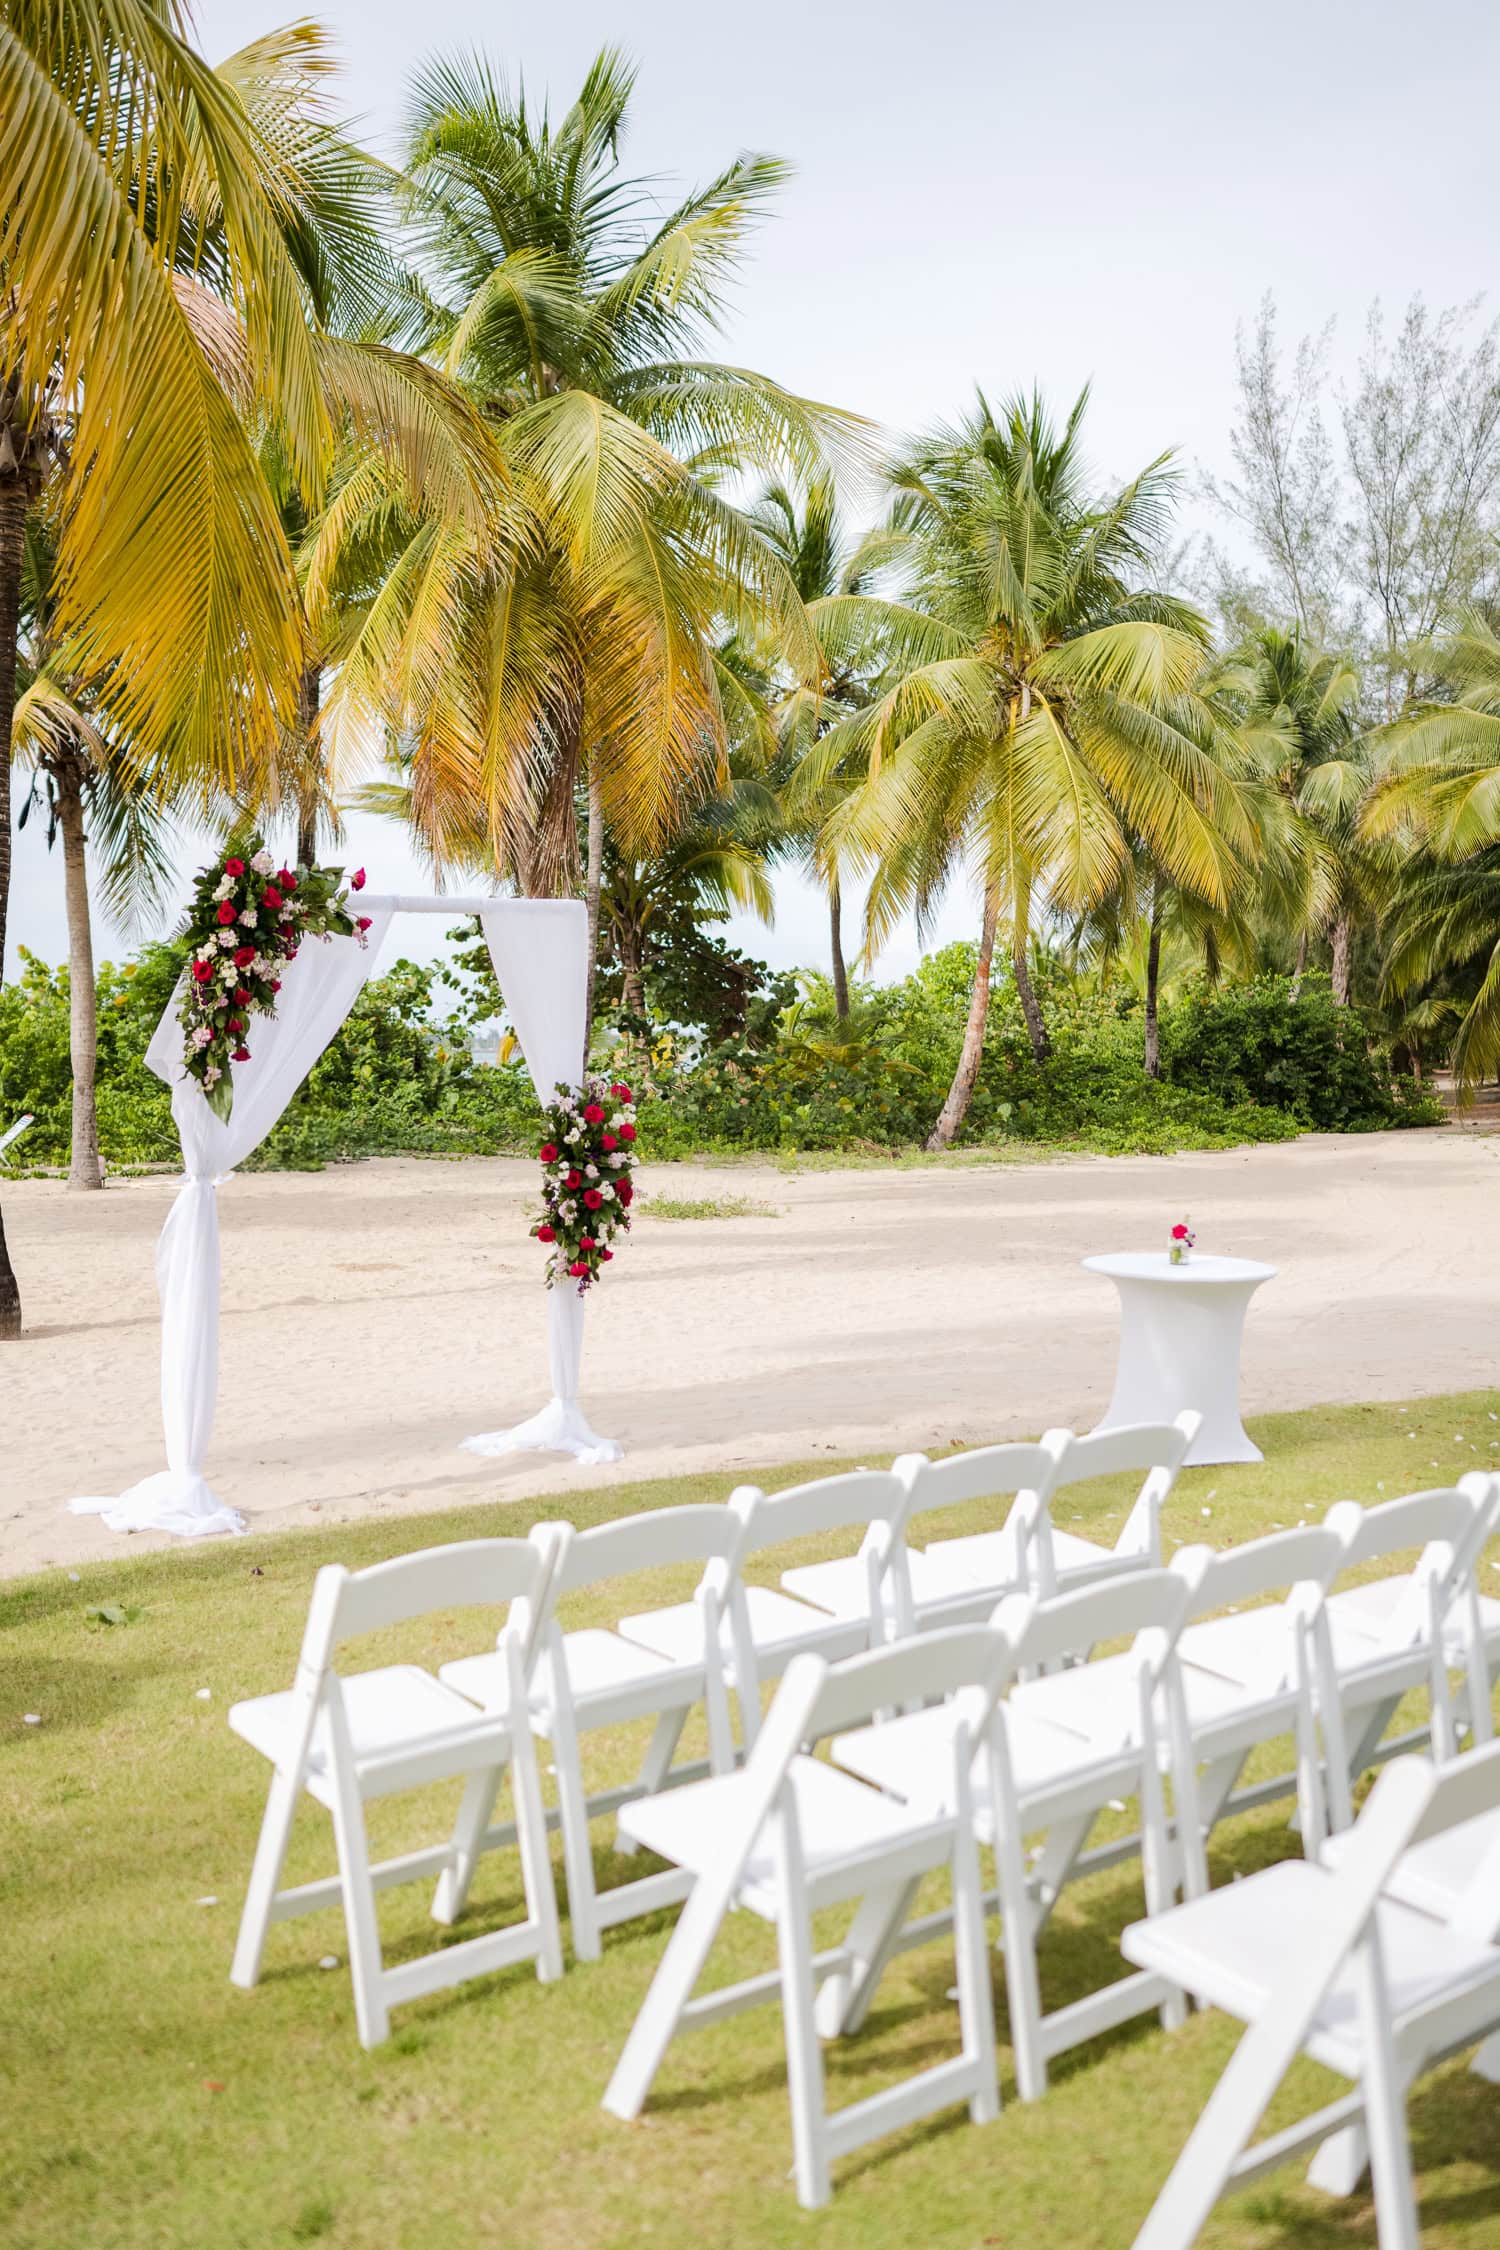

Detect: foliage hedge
0,938,1440,1174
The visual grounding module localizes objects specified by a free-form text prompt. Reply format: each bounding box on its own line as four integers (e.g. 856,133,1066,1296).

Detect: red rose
582,1102,605,1124
601,1249,614,1262
568,1260,588,1278
580,1235,596,1250
191,959,214,984
223,858,245,878
233,945,255,968
536,1224,556,1243
276,868,293,888
216,900,236,926
565,1169,582,1189
356,916,372,933
271,979,282,992
231,1046,251,1063
539,1142,558,1163
233,987,252,1003
617,1179,633,1206
228,1019,244,1035
611,1082,632,1102
286,944,299,959
261,885,283,911
619,1121,636,1142
351,868,366,891
583,1189,602,1211
601,1132,617,1151
1171,1224,1189,1241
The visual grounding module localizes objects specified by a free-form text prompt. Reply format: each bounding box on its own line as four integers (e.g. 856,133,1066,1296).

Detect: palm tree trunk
1290,929,1309,1000
582,750,604,1062
1143,887,1163,1081
1010,866,1052,1065
926,883,1000,1151
56,757,104,1191
0,447,29,1336
829,873,849,1020
1330,912,1353,1005
620,924,646,1019
295,660,320,867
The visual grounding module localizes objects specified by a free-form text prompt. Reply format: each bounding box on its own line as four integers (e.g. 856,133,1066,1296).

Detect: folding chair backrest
806,1623,1011,1745
1179,1523,1344,1620
548,1504,744,1598
1001,1565,1189,1681
326,1531,559,1650
1046,1412,1201,1562
734,1468,911,1553
1324,1480,1494,1645
899,1439,1060,1570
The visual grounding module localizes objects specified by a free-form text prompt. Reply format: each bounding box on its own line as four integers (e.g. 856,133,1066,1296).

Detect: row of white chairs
225,1444,1500,2201
601,1480,1500,2208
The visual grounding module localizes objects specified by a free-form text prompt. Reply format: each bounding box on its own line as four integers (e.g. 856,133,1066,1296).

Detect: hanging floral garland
531,1073,638,1292
178,838,374,1121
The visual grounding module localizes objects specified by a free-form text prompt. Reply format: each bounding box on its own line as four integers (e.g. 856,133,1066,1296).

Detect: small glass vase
1169,1241,1189,1266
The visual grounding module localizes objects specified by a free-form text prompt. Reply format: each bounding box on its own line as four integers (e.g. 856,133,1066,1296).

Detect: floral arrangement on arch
531,1073,638,1292
178,837,374,1121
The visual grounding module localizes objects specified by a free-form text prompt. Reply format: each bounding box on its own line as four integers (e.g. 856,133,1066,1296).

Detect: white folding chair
1027,1413,1202,1594
228,1533,563,2048
602,1630,1009,2209
441,1505,749,1961
856,1441,1063,1630
1123,1741,1500,2250
621,1470,916,1724
833,1569,1204,2096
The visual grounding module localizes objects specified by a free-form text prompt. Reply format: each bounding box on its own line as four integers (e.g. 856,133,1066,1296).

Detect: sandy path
2,1129,1497,1576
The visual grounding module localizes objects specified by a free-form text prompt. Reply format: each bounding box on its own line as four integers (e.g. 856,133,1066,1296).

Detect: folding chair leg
602,1867,737,2119
1470,2033,1500,2085
230,1765,301,1991
1028,1812,1092,1930
616,1707,688,1856
992,1812,1047,2101
818,1878,920,2038
431,1764,504,1925
777,1873,832,2207
1307,2119,1370,2196
510,1725,565,1983
328,1778,389,2050
1351,1946,1421,2250
550,1720,604,1964
951,1819,1001,2125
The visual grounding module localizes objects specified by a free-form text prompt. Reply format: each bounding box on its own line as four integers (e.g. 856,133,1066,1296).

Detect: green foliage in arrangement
0,941,1440,1176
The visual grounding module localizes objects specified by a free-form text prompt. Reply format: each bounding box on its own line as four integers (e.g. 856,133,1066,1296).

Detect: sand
2,1128,1497,1577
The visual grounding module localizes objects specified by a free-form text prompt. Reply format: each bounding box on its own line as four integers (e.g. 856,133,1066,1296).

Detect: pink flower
539,1142,558,1162
601,1249,613,1262
580,1235,596,1250
611,1082,632,1102
601,1131,617,1151
351,868,366,890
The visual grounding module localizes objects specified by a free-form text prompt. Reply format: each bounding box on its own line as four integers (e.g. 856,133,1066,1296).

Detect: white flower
205,1065,221,1084
217,929,237,950
214,878,233,902
191,1026,213,1050
566,1127,581,1144
584,1163,598,1179
610,1152,625,1166
251,848,275,875
563,1200,577,1218
600,1183,615,1200
239,907,257,928
220,961,237,985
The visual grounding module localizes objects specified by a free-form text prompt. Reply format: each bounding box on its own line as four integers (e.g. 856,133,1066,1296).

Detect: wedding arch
71,894,619,1541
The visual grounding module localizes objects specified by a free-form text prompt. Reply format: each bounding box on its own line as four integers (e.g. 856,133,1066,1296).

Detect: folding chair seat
832,1570,1204,2095
622,1470,914,1710
1122,1742,1500,2250
228,1533,563,2049
603,1630,1010,2209
441,1506,746,1961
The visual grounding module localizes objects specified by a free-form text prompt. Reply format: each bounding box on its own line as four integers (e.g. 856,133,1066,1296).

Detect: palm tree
825,391,1249,1147
0,3,346,1333
747,477,934,1016
1363,606,1500,1085
315,48,845,1034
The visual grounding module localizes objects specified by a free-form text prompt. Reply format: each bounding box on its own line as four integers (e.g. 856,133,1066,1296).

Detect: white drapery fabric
460,901,621,1465
72,910,396,1535
72,892,617,1538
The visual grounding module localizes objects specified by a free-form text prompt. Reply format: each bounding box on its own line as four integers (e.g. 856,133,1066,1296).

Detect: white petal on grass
23,1714,41,1725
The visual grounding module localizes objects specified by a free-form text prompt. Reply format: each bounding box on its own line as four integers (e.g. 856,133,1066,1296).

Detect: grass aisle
4,1392,1500,2249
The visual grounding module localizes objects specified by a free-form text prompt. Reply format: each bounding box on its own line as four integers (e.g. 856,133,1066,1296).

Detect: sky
8,0,1495,999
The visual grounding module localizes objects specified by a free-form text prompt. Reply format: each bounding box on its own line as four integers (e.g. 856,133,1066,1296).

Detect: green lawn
4,1393,1500,2250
